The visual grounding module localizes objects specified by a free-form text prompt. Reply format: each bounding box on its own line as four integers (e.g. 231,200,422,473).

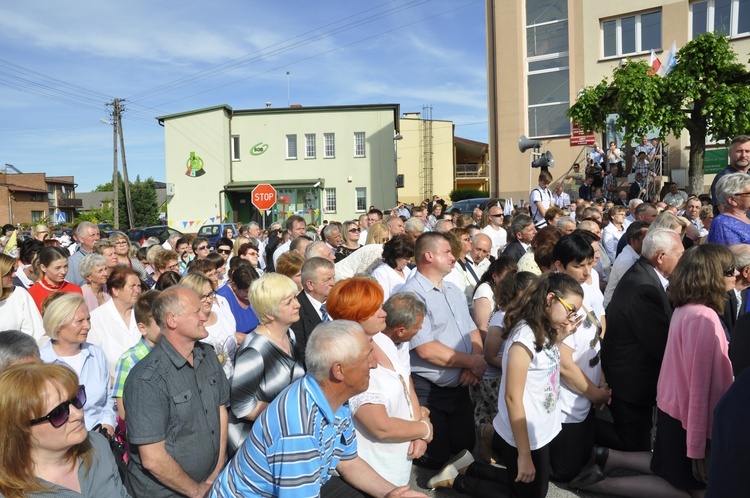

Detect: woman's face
240,247,259,267
204,269,219,290
395,257,411,271
558,259,592,284
86,264,108,286
30,381,88,454
359,306,387,336
102,247,118,268
725,265,739,292
460,234,472,255
273,293,300,326
114,237,130,256
225,229,234,239
433,205,442,216
113,275,142,306
41,257,68,284
292,271,302,291
345,224,360,243
199,282,214,314
547,292,583,331
56,304,91,346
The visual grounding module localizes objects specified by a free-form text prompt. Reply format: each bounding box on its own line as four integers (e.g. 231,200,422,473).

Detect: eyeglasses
348,228,361,233
733,191,750,197
556,295,578,319
30,385,86,428
167,263,180,271
217,248,231,255
196,245,209,251
245,251,259,257
115,240,129,246
490,214,504,218
199,292,215,301
724,265,737,277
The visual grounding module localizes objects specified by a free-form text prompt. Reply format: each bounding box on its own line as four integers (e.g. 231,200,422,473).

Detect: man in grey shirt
66,221,100,286
400,232,486,469
124,286,230,498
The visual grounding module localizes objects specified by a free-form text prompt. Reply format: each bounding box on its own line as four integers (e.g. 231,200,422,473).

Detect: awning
5,185,48,193
224,178,325,192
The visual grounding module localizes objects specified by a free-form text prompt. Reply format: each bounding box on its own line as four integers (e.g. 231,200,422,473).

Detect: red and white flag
648,49,661,76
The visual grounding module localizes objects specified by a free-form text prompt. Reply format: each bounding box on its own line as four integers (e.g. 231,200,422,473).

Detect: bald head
471,233,491,264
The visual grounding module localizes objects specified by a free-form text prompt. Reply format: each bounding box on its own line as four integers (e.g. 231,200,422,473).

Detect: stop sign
251,184,277,210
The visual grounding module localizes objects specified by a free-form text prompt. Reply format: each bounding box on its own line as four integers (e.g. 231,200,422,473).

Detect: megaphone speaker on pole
518,135,543,153
531,151,555,170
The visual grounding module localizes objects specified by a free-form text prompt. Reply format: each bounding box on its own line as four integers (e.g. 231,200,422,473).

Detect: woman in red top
28,246,82,312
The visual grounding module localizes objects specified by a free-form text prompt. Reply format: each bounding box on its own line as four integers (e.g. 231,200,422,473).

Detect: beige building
486,0,750,200
157,104,400,228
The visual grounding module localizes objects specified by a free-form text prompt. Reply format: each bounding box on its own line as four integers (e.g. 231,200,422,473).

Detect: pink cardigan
656,303,733,459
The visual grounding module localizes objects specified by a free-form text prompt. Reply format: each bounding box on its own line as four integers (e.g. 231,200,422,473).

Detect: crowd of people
0,135,749,498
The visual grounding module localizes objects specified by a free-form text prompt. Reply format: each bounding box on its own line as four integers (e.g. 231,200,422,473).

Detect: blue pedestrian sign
55,212,67,223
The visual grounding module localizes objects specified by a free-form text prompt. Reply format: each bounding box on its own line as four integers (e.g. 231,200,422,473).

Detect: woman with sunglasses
39,293,117,436
227,273,304,457
493,272,583,498
0,363,130,497
28,246,83,313
336,220,361,261
109,232,148,282
0,253,44,342
238,241,264,277
546,233,611,484
570,244,735,496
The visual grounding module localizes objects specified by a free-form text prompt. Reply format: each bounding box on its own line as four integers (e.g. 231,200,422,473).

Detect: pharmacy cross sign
251,184,277,210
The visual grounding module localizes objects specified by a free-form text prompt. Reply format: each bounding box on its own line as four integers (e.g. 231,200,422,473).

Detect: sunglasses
196,245,209,251
348,228,361,233
490,213,504,218
724,265,737,277
217,248,231,255
30,385,86,428
556,295,578,319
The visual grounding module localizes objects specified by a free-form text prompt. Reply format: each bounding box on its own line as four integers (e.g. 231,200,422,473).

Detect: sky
0,0,489,192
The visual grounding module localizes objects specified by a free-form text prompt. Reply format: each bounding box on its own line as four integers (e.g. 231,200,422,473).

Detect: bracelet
419,419,431,441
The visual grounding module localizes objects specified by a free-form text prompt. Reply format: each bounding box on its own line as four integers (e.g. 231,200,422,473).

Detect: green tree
93,174,159,228
567,32,750,194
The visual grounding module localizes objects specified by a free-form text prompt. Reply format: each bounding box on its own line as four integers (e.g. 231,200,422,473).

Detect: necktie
320,303,330,322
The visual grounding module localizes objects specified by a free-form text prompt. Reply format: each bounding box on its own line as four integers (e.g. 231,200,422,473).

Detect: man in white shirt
603,222,649,307
466,233,491,280
480,204,507,259
662,182,689,211
272,215,308,268
529,169,553,229
552,184,571,210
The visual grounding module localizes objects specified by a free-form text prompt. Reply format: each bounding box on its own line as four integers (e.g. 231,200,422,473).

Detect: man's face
341,334,377,395
429,239,456,276
81,227,100,251
173,291,209,341
488,206,504,228
618,191,627,202
359,215,368,231
471,235,491,263
399,314,424,343
670,183,678,194
635,174,643,183
641,136,648,145
367,213,381,227
326,229,343,247
560,221,576,235
639,207,658,224
292,238,311,257
472,208,482,223
610,167,618,176
555,185,562,195
685,199,701,220
729,140,750,172
248,225,261,238
516,223,537,244
387,218,404,236
308,267,335,301
656,238,685,278
290,221,307,240
631,229,648,254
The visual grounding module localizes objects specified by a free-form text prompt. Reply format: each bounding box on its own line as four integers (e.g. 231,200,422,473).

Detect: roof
77,188,168,210
46,176,76,185
5,185,48,193
454,136,489,148
156,104,233,122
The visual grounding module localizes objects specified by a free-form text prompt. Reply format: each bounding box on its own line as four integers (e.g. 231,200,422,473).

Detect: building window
355,187,367,212
692,0,750,38
305,133,316,159
30,193,45,202
324,133,335,158
324,188,337,213
286,134,297,159
31,211,44,223
354,132,366,157
231,135,240,161
526,0,570,138
602,10,662,57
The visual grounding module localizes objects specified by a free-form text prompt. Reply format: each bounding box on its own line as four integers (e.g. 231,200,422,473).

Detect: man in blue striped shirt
210,321,428,498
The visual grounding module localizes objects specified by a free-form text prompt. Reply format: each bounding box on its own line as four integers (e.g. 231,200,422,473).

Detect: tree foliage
450,188,490,202
567,32,750,194
93,174,159,228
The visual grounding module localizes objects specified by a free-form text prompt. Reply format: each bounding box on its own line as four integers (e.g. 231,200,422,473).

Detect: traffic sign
55,212,67,223
251,184,277,210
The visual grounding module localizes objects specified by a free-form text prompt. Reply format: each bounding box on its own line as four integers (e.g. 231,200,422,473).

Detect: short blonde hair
43,293,86,340
249,273,299,325
366,222,390,245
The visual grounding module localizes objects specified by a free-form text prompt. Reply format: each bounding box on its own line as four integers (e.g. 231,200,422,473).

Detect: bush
449,188,489,202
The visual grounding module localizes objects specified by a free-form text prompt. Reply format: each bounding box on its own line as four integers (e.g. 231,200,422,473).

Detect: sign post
251,184,277,229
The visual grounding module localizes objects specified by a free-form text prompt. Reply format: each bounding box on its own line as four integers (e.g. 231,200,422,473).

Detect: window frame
231,135,241,161
355,187,367,213
324,188,337,213
286,134,297,160
324,133,335,159
354,132,366,157
601,9,663,58
305,133,316,159
690,0,750,39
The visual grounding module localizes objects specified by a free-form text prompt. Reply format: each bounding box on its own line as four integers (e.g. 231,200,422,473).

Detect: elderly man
209,321,428,498
405,217,426,241
382,293,427,370
616,202,657,257
556,216,576,235
291,257,335,365
387,215,405,237
272,215,308,268
553,184,571,209
711,135,750,212
601,228,684,452
433,219,454,233
305,240,336,262
0,329,41,372
466,233,491,280
471,208,483,226
723,244,750,332
321,223,342,255
684,196,703,231
603,221,649,307
400,232,486,469
124,286,230,498
603,165,621,202
66,221,101,286
502,214,536,263
662,182,689,211
480,204,507,258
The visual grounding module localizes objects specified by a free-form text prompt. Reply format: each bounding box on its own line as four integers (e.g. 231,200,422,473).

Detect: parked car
197,223,237,245
127,226,183,245
448,197,505,215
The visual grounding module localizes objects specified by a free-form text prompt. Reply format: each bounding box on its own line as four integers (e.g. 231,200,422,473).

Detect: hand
407,439,428,460
692,456,709,484
386,485,429,498
469,354,487,379
102,424,115,437
459,368,479,387
516,453,536,483
419,406,430,418
593,384,612,409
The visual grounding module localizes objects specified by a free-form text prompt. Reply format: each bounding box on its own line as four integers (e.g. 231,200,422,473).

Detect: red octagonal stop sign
251,184,277,210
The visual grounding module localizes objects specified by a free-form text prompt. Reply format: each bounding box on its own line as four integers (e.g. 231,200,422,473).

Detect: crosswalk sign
55,212,67,223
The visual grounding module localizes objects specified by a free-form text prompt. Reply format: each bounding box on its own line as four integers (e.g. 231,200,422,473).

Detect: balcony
57,198,83,208
455,163,489,178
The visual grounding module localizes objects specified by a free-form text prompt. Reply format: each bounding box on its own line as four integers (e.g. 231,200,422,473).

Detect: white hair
641,228,681,259
305,321,365,382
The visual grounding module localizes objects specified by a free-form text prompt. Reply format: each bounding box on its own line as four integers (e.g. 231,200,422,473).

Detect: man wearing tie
290,257,335,365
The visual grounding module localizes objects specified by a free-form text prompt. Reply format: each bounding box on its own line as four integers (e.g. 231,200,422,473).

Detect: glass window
621,16,636,54
715,0,732,35
527,21,569,57
355,187,367,212
528,69,569,105
602,10,661,57
286,134,297,159
325,188,337,213
305,134,316,159
528,104,570,138
692,1,708,36
324,133,335,158
640,11,661,52
529,56,569,72
603,20,617,57
231,135,240,161
31,211,44,223
354,132,366,157
739,0,750,34
526,0,567,25
692,0,750,38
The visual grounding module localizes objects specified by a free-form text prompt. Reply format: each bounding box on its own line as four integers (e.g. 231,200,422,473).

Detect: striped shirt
112,338,152,399
210,374,357,498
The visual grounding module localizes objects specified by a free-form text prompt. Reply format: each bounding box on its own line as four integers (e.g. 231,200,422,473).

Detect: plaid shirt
112,338,152,398
603,173,619,201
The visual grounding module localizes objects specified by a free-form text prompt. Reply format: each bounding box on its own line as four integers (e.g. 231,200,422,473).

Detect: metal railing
455,163,489,178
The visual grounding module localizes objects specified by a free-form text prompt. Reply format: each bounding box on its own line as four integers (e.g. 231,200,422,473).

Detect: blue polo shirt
400,271,476,387
210,374,357,498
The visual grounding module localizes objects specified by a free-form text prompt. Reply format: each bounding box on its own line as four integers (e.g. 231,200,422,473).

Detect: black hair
553,233,595,267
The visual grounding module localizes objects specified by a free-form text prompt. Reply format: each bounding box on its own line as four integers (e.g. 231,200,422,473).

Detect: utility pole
110,102,119,230
114,99,134,229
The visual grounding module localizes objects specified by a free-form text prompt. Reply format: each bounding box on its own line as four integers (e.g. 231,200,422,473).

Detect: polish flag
658,41,678,77
648,49,661,76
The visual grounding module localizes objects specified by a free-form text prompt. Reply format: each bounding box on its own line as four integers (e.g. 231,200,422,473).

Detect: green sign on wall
704,148,728,175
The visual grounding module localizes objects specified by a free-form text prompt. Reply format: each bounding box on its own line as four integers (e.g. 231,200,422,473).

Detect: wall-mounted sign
185,152,205,177
250,142,269,156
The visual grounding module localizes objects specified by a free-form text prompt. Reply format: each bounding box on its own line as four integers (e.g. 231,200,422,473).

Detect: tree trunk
687,113,707,196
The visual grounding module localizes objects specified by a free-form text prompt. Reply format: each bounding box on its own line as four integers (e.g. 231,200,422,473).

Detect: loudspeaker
531,151,554,169
518,135,543,153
